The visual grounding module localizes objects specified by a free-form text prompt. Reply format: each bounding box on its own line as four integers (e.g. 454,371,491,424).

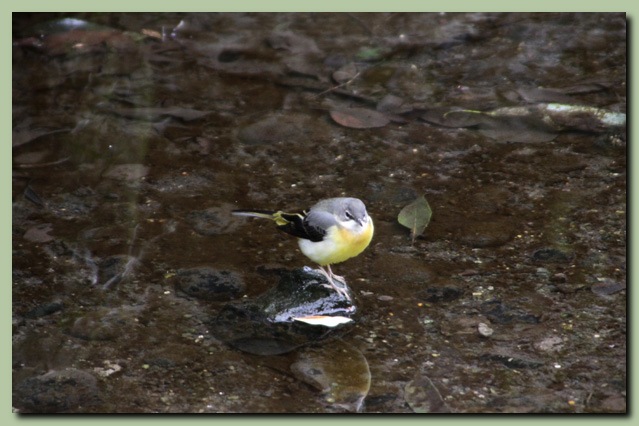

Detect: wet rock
24,301,64,319
591,278,626,296
210,267,356,355
14,368,99,413
290,340,370,412
550,272,568,283
532,247,574,263
480,300,540,324
175,267,245,301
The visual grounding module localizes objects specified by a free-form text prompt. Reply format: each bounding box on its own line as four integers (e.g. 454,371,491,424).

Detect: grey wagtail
232,197,374,300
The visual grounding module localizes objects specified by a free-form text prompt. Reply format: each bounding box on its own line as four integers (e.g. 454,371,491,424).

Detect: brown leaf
329,108,390,129
23,223,55,243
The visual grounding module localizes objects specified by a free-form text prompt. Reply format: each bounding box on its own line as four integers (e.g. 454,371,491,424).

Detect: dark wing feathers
276,212,326,242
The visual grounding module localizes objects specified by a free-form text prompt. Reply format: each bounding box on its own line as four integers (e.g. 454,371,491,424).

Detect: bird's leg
326,264,346,283
316,265,351,301
315,266,333,288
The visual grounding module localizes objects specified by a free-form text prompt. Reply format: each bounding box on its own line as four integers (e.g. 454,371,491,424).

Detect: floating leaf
398,195,432,243
330,108,390,129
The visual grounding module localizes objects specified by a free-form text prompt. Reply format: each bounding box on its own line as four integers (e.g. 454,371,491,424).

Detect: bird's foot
315,267,351,301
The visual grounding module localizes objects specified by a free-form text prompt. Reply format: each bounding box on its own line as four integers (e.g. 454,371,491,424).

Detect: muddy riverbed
12,12,626,413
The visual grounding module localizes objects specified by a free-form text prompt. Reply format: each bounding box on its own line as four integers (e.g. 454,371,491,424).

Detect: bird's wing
276,211,326,242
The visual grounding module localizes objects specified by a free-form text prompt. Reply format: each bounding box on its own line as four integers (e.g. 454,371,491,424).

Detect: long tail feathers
232,209,304,228
231,209,277,220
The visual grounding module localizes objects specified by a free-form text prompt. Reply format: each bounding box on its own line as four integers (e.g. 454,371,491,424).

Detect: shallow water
12,12,626,413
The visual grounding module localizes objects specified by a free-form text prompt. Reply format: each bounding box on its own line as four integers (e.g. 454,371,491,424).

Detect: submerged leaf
440,107,559,143
330,108,390,129
422,103,626,143
398,195,432,243
102,106,213,122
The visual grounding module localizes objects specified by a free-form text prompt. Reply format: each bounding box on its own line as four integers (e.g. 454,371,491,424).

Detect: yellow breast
298,220,374,266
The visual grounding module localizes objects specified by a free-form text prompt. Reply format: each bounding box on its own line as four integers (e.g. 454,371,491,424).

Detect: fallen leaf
330,108,390,129
101,106,212,122
23,223,55,243
293,315,353,327
398,195,432,243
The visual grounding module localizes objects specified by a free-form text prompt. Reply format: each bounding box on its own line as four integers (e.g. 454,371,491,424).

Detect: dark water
12,12,626,413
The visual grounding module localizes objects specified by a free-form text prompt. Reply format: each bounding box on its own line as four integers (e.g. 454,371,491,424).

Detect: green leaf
398,195,432,243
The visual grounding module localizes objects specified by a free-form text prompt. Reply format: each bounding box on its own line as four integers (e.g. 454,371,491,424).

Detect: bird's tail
232,209,290,226
232,209,276,219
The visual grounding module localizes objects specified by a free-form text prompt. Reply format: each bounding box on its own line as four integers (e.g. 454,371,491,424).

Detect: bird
232,197,374,300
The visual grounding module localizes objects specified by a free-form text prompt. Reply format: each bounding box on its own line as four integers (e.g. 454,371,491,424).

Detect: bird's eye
345,210,354,220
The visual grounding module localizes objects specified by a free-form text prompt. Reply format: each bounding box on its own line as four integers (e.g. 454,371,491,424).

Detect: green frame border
5,0,633,423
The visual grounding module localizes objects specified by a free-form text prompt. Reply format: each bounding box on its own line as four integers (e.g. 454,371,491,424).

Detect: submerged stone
14,368,99,413
209,267,357,355
531,247,574,264
175,267,245,301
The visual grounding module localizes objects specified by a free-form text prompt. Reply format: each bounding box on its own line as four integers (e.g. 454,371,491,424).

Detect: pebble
478,322,494,337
